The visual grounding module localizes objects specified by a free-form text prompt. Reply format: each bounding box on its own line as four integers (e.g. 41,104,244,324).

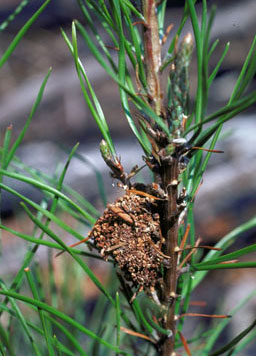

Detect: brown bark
160,158,179,356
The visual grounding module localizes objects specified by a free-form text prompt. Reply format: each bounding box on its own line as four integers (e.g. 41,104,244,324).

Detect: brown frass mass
89,192,165,288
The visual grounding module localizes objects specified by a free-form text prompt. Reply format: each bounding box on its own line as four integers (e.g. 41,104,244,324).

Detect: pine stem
141,2,179,354
161,158,179,356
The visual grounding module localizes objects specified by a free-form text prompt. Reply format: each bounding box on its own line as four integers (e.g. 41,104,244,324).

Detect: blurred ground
0,1,256,354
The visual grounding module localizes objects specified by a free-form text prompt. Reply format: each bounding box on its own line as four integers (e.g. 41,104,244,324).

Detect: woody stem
140,1,179,353
161,158,179,356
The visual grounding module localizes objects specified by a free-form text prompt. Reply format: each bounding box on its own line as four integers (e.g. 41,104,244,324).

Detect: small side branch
142,0,163,115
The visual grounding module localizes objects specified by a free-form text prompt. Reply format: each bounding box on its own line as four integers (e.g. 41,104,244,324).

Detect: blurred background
0,0,256,354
